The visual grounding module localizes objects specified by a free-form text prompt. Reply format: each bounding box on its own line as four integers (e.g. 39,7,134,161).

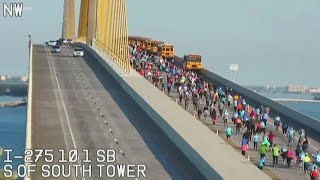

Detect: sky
0,0,319,87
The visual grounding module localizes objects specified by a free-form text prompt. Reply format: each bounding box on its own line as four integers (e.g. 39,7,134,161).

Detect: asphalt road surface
31,44,174,180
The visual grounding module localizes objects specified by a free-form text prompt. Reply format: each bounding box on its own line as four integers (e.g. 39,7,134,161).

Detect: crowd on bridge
128,43,320,179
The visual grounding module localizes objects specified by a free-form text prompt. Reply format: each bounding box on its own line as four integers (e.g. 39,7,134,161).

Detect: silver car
48,40,57,46
73,48,84,57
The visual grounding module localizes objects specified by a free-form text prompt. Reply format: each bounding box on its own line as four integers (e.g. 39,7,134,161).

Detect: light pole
61,21,64,39
28,33,31,56
229,64,239,82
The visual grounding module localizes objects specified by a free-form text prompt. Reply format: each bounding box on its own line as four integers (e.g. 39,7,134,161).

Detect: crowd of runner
128,44,320,178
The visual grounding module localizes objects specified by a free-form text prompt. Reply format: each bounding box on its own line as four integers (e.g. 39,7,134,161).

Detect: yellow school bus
128,36,141,46
159,44,174,59
136,37,144,47
145,39,152,51
150,40,164,54
134,37,151,49
128,36,135,45
183,54,202,70
141,37,152,50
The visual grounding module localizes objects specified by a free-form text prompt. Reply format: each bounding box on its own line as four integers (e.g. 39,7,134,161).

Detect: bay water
0,96,26,172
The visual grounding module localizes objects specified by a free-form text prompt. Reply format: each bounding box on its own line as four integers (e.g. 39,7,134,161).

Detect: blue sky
0,0,320,87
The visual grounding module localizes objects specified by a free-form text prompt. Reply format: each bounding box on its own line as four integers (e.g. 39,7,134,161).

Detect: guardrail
272,99,320,103
201,68,320,141
172,56,320,141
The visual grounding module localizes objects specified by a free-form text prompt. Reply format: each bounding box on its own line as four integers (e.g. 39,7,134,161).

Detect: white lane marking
45,47,71,149
75,55,129,164
44,46,77,180
45,46,86,180
120,149,125,156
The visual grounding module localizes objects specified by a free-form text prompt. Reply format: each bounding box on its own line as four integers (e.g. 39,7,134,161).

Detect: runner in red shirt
268,131,275,147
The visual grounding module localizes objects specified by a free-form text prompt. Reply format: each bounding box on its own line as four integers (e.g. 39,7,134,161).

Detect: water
0,96,25,102
0,96,26,172
282,102,320,120
259,92,320,121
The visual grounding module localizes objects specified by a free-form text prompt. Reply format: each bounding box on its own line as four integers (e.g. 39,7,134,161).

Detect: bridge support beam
78,0,89,42
62,0,76,39
78,0,130,73
86,0,97,45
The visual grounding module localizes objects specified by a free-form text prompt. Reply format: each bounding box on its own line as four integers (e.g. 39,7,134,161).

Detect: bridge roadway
79,43,273,180
149,59,320,179
31,44,175,179
161,84,320,180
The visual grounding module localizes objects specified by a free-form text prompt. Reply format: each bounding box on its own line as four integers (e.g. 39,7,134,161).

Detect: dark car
51,45,61,53
56,40,63,46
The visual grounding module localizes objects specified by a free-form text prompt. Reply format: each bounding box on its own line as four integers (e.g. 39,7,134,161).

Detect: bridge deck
121,71,271,179
163,86,320,180
130,58,320,180
31,45,171,179
130,60,320,180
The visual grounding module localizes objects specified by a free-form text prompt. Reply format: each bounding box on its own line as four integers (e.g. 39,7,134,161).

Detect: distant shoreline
0,95,27,108
0,92,27,97
0,100,27,108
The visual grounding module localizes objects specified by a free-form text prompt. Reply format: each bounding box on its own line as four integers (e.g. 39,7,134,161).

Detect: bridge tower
78,0,131,73
78,0,89,43
77,0,99,45
87,0,98,45
62,0,76,39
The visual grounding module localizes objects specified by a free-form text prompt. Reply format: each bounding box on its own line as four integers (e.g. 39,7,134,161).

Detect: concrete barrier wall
175,56,320,140
75,43,223,179
201,68,320,141
24,44,33,180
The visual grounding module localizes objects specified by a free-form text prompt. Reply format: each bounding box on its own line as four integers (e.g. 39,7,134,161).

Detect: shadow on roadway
82,52,208,180
34,50,47,54
50,54,74,58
